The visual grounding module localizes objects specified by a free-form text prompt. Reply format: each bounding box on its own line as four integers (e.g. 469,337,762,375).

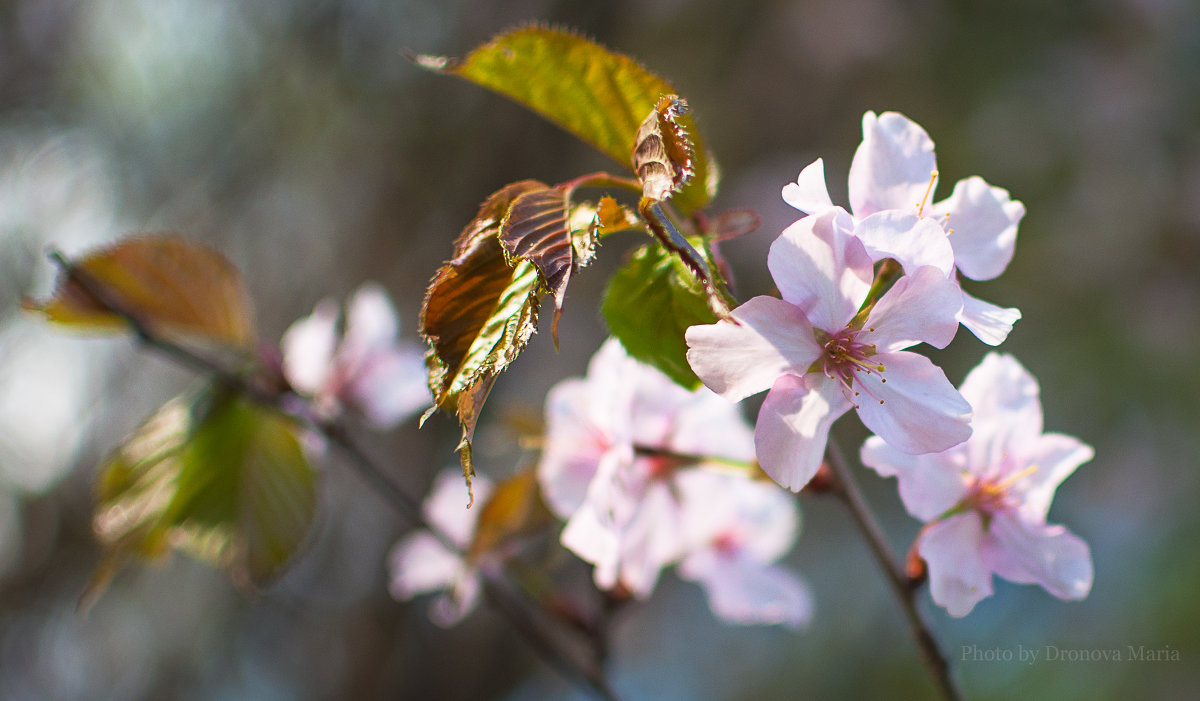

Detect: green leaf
412,25,718,213
23,233,256,348
602,242,721,389
86,388,317,606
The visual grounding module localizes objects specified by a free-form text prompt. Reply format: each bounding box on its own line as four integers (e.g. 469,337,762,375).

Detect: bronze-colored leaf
421,182,552,503
422,180,547,399
500,185,574,313
422,181,616,502
23,233,256,348
468,467,552,561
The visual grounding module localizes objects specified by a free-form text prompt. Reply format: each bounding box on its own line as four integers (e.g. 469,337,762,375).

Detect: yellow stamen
996,464,1039,490
917,170,939,216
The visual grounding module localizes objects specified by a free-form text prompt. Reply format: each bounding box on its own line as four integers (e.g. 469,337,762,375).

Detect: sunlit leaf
500,185,575,323
23,233,256,348
422,181,628,502
85,388,317,606
421,183,552,503
411,25,718,213
468,467,552,561
602,242,720,389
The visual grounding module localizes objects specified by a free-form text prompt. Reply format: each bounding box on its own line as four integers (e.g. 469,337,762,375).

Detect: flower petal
983,513,1093,601
562,480,685,599
685,296,821,403
667,388,756,464
767,209,872,329
1015,433,1094,522
919,513,993,617
864,266,963,352
854,211,955,276
346,345,431,428
280,298,339,395
854,351,972,455
676,469,799,562
538,378,622,517
342,282,400,362
429,572,482,628
679,549,813,629
781,158,835,215
848,111,937,217
754,374,851,491
560,500,622,590
957,353,1042,474
860,436,968,521
958,290,1021,346
388,531,463,599
933,176,1023,281
424,469,491,546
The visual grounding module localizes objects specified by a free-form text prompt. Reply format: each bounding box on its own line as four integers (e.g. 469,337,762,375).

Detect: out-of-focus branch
48,253,620,701
823,437,962,701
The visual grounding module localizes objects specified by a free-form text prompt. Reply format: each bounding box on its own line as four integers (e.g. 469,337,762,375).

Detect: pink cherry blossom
860,352,1094,617
782,111,1025,345
685,209,971,491
281,282,430,429
675,469,812,629
388,470,495,626
539,338,758,599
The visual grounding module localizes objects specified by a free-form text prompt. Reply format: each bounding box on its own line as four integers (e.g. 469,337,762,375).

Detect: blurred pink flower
861,353,1094,617
686,209,971,491
539,338,755,598
540,338,812,624
675,469,812,629
387,470,494,627
281,282,429,429
783,111,1025,345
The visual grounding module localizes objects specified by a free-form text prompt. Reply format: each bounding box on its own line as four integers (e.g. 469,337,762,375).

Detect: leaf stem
823,437,962,701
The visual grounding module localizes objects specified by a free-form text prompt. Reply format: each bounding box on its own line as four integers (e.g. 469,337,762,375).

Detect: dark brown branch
47,252,620,701
824,437,962,701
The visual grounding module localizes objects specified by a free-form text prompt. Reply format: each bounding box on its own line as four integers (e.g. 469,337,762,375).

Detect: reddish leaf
422,181,614,502
500,185,574,314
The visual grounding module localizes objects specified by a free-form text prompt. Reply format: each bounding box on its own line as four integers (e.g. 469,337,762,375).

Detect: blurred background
1,0,1198,698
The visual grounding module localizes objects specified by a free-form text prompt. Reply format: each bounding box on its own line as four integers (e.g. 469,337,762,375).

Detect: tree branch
824,437,962,701
48,252,620,701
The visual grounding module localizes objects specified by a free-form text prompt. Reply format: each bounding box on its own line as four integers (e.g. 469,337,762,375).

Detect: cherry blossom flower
782,111,1025,345
685,209,971,491
860,352,1094,617
675,469,812,629
387,470,494,626
539,338,756,599
281,282,429,429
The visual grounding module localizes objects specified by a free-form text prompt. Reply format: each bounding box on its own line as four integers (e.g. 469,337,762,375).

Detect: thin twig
824,437,962,701
47,252,619,701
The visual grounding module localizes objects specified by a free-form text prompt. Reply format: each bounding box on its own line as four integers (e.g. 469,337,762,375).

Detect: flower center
965,464,1038,515
813,327,885,407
